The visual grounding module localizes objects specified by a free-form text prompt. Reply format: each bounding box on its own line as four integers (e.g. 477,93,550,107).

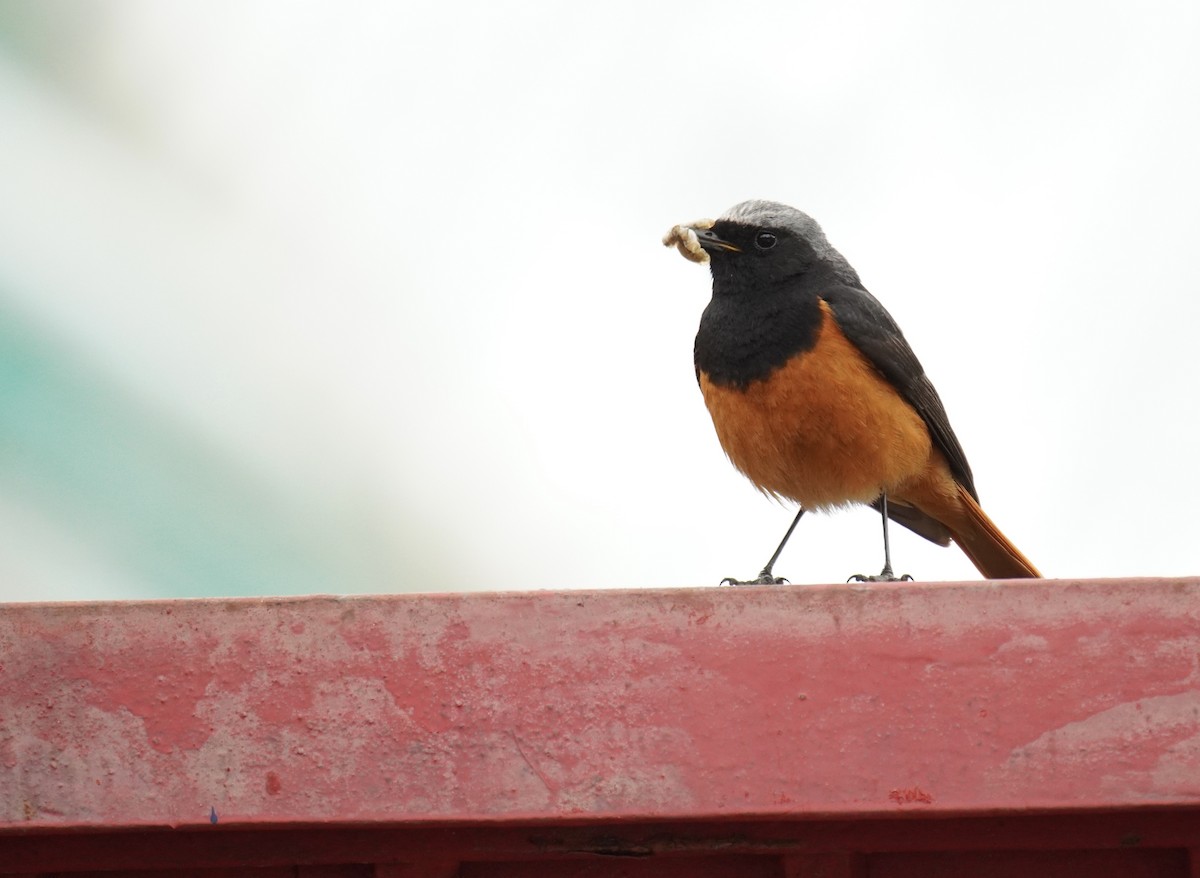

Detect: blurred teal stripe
0,295,345,598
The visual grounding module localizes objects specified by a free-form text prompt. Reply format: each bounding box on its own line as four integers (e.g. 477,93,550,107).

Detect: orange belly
699,301,933,509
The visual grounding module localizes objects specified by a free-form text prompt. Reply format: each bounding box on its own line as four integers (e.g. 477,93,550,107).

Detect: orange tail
946,484,1042,579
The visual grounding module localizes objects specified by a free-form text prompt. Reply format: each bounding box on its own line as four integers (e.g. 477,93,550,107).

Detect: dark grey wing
870,496,953,546
823,284,978,500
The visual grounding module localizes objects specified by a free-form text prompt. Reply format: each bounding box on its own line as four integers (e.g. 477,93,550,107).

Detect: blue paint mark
209,806,218,825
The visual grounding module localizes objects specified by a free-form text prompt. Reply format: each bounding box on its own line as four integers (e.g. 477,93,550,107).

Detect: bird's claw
848,569,914,583
721,571,789,586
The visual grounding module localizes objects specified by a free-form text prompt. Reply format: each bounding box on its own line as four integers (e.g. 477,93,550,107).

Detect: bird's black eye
754,231,777,250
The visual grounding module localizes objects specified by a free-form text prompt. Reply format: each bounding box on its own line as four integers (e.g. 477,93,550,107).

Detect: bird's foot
721,569,789,587
848,566,914,583
848,573,914,582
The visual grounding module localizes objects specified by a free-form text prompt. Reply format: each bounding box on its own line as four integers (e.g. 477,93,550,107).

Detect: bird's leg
849,494,913,583
878,492,899,579
721,507,805,586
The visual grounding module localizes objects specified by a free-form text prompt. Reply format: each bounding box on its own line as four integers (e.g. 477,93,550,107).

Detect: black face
694,220,833,387
705,220,824,296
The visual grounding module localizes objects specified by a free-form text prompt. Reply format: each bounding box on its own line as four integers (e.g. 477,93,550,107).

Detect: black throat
694,265,837,389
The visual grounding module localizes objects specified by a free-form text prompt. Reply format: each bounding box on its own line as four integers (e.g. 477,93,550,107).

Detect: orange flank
699,300,931,509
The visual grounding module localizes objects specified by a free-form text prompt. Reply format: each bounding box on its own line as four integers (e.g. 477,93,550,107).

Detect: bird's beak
692,227,741,254
663,221,741,264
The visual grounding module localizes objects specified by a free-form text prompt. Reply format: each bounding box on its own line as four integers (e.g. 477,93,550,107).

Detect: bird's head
663,200,860,292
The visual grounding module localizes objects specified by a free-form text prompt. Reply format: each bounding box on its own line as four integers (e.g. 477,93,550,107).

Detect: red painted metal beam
2,579,1199,872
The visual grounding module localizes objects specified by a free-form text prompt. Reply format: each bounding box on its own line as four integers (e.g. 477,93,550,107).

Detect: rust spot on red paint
265,771,282,795
889,786,934,805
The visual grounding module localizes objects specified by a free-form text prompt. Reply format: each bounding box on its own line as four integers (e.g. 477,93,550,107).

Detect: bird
663,200,1040,583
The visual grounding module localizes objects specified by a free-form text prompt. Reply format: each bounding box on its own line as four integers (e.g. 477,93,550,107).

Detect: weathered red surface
1,579,1199,873
4,577,1200,830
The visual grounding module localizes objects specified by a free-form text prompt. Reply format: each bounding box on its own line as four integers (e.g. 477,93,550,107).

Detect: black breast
693,284,825,389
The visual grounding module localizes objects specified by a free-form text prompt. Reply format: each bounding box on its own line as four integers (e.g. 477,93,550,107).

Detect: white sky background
0,1,1198,598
